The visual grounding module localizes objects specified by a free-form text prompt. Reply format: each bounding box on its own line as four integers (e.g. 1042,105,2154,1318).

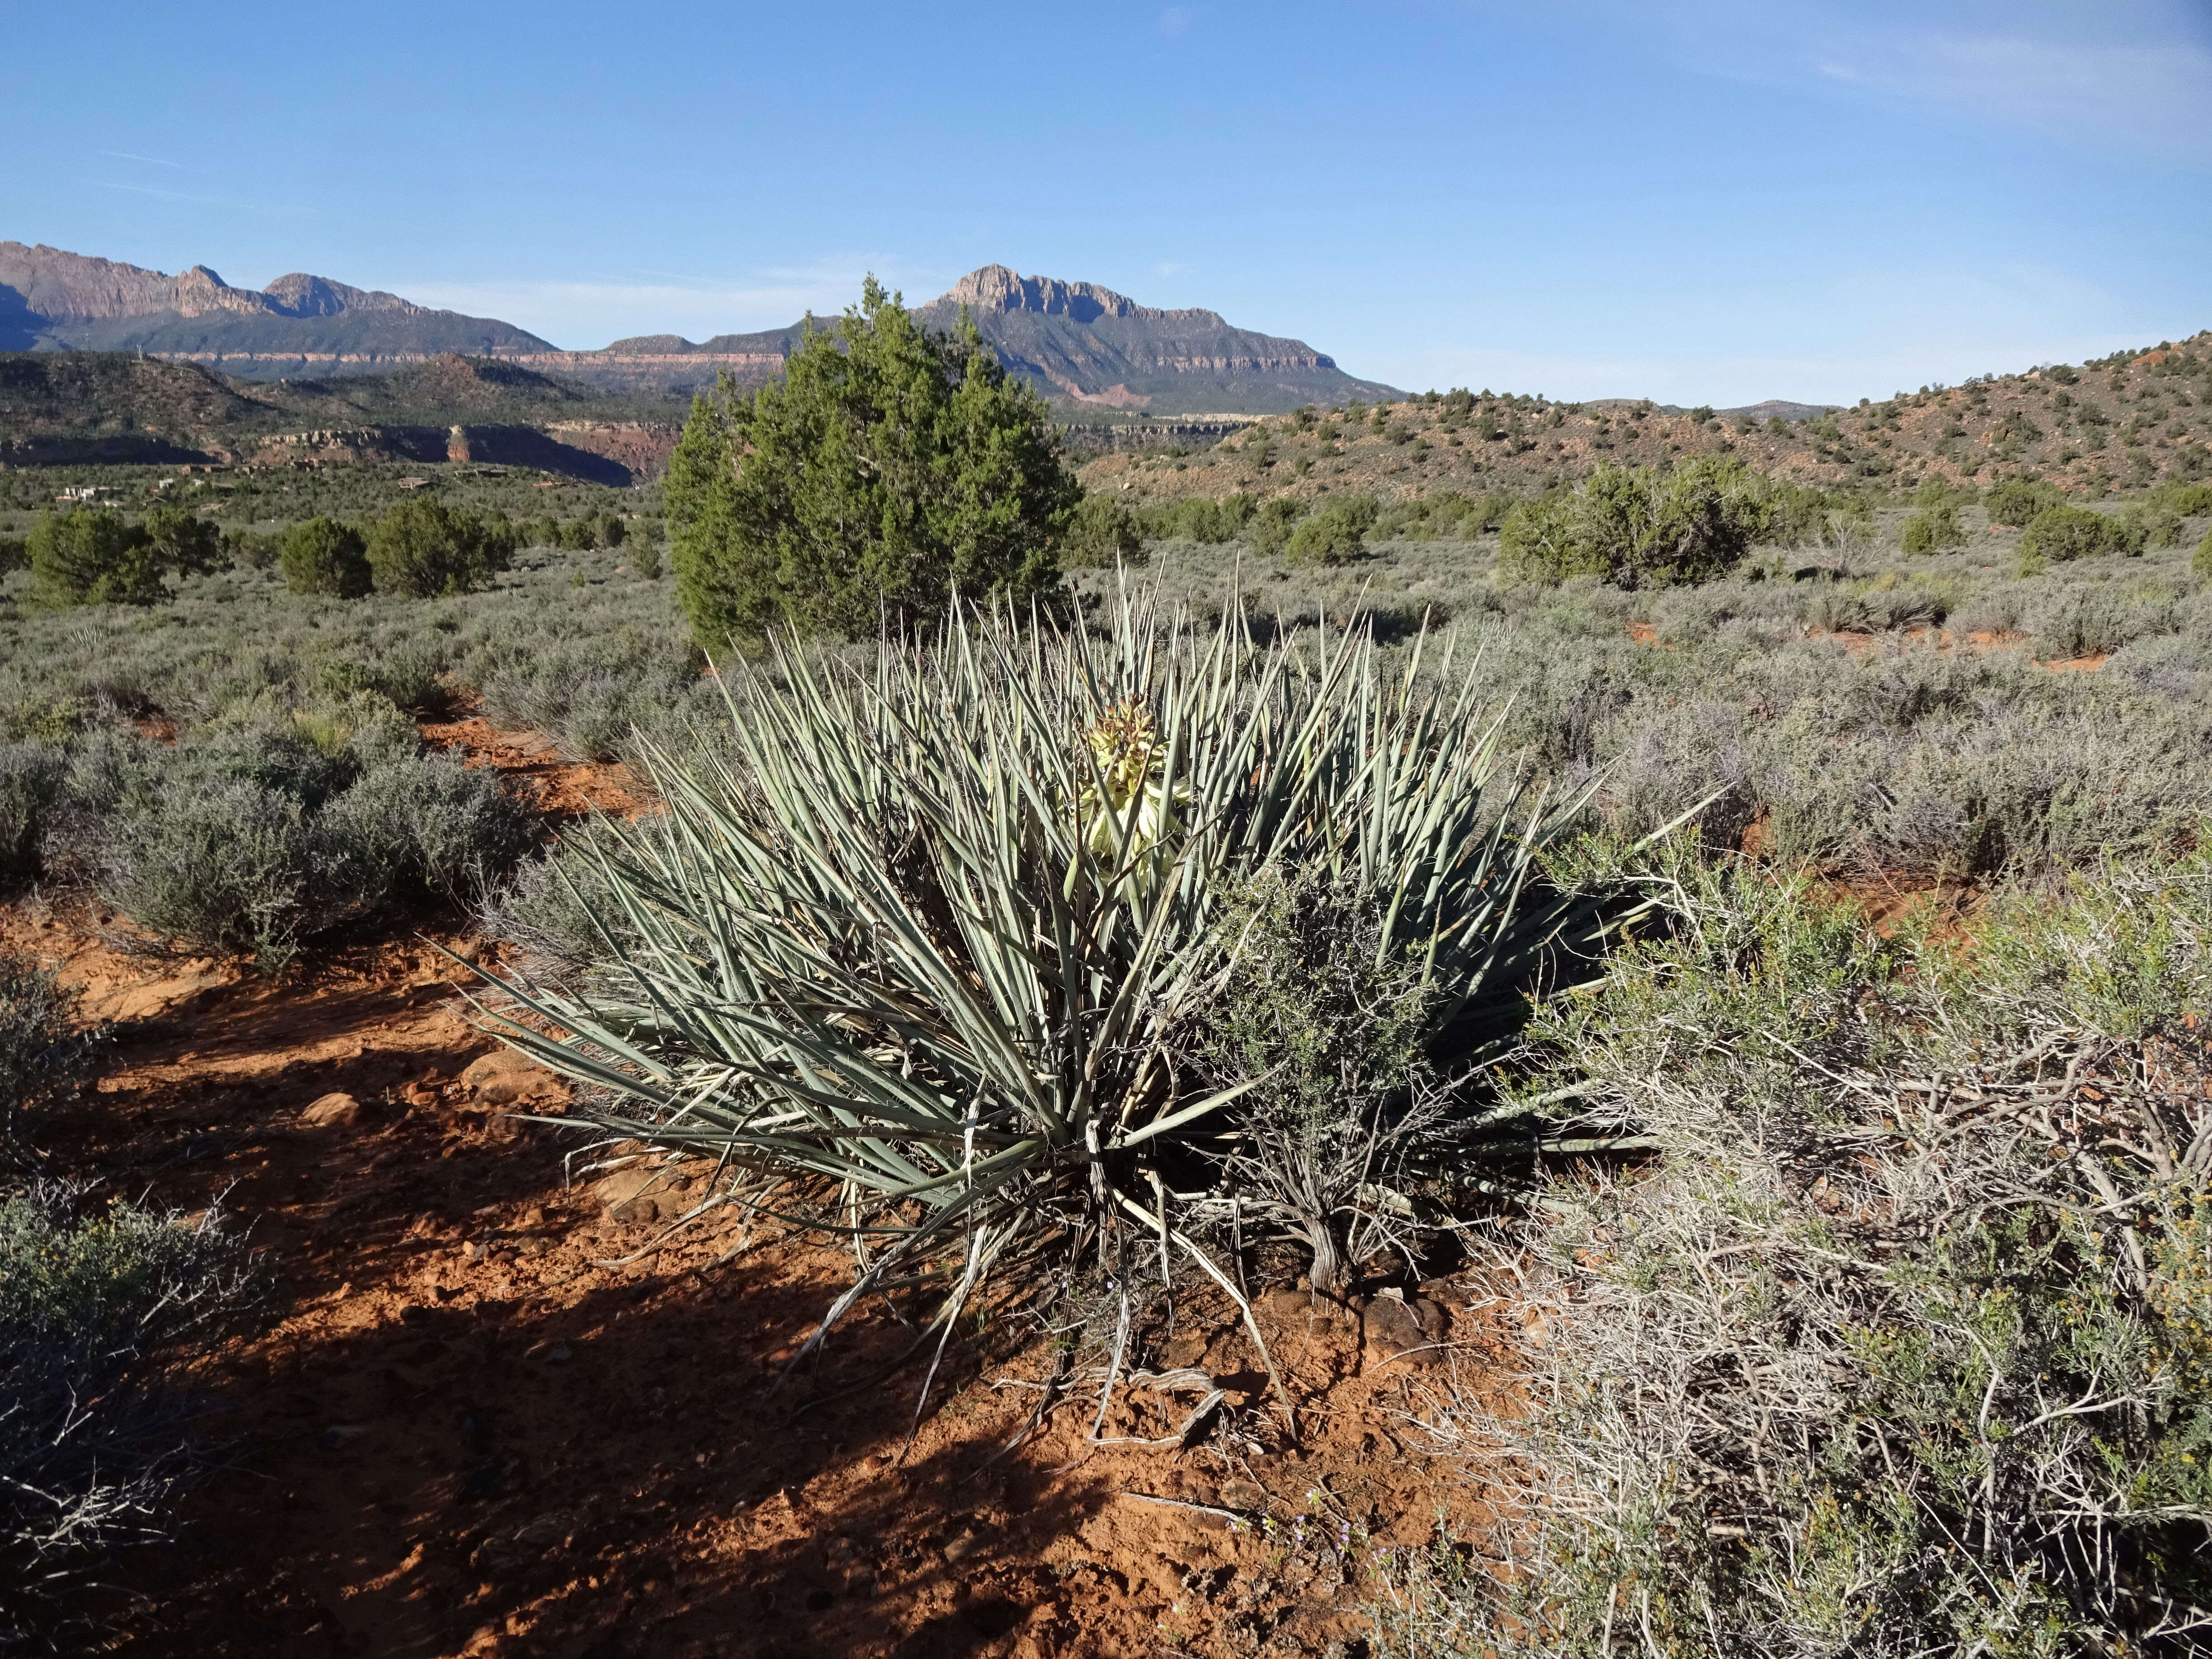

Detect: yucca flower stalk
473,581,1620,1374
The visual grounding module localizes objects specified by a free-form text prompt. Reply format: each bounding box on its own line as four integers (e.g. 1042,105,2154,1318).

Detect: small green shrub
28,509,162,608
279,517,372,598
2118,500,2186,551
1143,493,1257,544
2020,502,2123,563
1499,459,1771,588
1059,491,1145,568
0,535,25,574
1899,503,1965,555
2151,480,2212,518
0,952,103,1149
366,497,517,598
1284,496,1378,567
1985,477,2065,526
1245,497,1306,558
0,1183,259,1641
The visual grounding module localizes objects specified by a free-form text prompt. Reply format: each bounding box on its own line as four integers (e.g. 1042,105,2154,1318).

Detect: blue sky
5,0,2206,404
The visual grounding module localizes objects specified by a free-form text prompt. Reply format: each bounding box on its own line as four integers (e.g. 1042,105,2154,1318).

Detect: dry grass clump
1374,853,2212,1657
0,1181,261,1646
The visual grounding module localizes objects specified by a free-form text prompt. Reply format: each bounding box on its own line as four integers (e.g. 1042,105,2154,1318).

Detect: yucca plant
475,584,1626,1368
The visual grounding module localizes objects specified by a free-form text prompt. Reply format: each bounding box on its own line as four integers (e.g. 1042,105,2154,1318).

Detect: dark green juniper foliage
1497,458,1775,587
1284,495,1380,567
2020,501,2133,567
1059,490,1147,568
279,516,372,599
1986,477,2067,527
1244,496,1306,559
1901,501,1966,555
664,278,1077,650
28,507,166,608
365,496,518,598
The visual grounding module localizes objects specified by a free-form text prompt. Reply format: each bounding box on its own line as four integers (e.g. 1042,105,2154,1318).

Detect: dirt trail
10,725,1500,1659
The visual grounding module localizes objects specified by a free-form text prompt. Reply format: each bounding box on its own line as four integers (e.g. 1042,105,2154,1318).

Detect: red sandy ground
9,724,1507,1659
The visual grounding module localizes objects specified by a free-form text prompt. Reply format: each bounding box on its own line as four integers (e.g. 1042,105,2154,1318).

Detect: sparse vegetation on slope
1081,332,2212,509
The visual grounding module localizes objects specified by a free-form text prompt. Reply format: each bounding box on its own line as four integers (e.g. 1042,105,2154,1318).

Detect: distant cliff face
0,243,553,359
935,264,1159,323
913,266,1397,413
1,246,1398,414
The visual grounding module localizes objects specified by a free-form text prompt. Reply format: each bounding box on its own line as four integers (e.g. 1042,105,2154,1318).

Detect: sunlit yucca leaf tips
472,581,1617,1346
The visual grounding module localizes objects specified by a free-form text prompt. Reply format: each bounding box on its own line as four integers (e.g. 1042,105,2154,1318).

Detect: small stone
546,1342,573,1364
518,1205,547,1229
1219,1480,1268,1511
594,1164,663,1221
300,1091,364,1128
318,1424,370,1452
607,1196,659,1227
943,1531,982,1563
400,1304,433,1326
1366,1293,1445,1366
459,1050,533,1089
475,1066,562,1107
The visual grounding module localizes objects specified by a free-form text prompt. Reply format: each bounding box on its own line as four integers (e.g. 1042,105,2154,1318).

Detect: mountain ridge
0,241,556,361
0,245,1396,414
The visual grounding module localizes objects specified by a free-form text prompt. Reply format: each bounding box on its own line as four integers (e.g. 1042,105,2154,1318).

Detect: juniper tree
664,278,1077,651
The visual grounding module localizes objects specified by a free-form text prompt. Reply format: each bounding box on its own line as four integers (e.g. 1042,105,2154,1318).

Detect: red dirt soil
1628,618,2107,674
9,727,1504,1659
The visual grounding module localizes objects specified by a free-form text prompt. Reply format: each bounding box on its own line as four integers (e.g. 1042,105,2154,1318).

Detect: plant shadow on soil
10,877,1469,1659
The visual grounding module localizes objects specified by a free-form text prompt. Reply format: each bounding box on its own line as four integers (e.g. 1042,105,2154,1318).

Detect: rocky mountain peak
936,265,1181,324
262,272,418,318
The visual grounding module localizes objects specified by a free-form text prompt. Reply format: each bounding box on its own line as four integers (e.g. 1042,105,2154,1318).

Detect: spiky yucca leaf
476,585,1616,1335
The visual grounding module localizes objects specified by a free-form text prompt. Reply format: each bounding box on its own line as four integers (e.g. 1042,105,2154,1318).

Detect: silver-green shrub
0,1183,259,1643
1374,856,2212,1659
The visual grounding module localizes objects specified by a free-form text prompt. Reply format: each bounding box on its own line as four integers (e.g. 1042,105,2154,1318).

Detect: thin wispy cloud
1649,0,2212,167
96,180,224,206
98,149,187,169
1822,30,2212,166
